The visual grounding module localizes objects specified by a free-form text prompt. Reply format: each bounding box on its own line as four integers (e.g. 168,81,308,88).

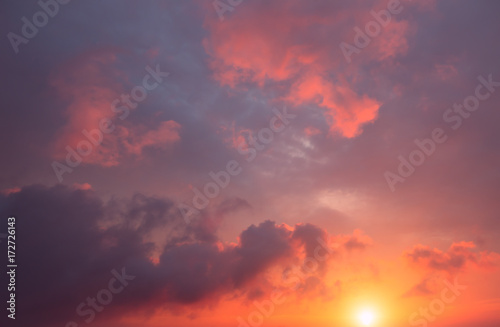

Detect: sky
1,1,500,327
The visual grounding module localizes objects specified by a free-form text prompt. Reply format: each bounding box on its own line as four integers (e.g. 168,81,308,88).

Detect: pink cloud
202,0,434,138
1,187,21,195
50,49,181,167
50,49,123,166
218,122,253,150
287,74,380,137
304,126,321,136
72,183,92,190
124,120,181,155
434,63,459,80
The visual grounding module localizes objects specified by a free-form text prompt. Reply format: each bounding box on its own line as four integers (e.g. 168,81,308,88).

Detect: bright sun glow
357,309,376,326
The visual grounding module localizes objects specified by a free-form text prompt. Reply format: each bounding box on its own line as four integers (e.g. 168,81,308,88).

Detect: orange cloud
404,241,500,297
335,229,373,251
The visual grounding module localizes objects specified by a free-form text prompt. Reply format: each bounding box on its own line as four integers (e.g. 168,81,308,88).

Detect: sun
357,309,376,326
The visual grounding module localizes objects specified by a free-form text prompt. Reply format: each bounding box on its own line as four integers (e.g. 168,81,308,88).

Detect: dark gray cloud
0,185,353,326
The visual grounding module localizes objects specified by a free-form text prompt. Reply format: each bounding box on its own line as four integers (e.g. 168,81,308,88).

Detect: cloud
0,185,368,326
336,229,373,251
50,49,180,167
72,182,92,190
201,0,435,138
123,120,181,155
403,241,500,297
405,241,500,273
403,276,439,297
0,187,21,195
215,197,252,216
286,73,380,138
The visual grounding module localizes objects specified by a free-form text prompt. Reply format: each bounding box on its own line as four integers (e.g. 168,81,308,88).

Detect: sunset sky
1,1,500,327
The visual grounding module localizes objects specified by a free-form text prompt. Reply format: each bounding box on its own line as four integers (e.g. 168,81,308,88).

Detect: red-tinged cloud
405,241,500,273
403,277,437,297
50,50,122,166
1,187,21,195
218,122,252,150
335,229,373,251
50,50,180,167
72,182,92,190
376,20,410,60
202,0,433,137
404,241,500,297
287,74,380,137
304,126,321,136
434,63,459,81
124,120,181,155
